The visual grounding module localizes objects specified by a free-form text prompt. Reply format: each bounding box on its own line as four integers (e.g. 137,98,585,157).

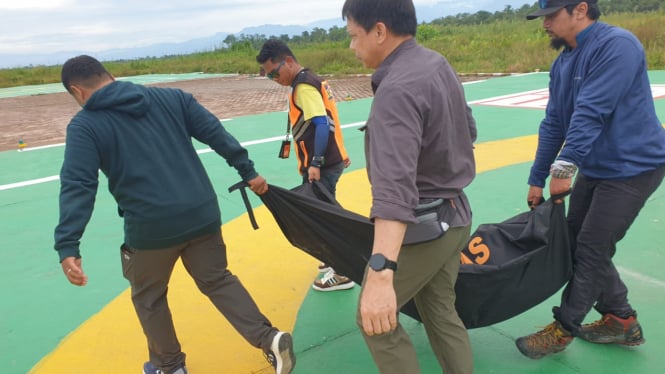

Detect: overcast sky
0,0,530,55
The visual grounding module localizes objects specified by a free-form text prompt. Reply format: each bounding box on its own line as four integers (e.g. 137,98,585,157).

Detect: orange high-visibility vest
288,69,349,174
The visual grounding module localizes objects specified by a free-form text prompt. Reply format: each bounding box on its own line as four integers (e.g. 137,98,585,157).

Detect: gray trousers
555,165,665,334
120,229,276,373
358,226,474,374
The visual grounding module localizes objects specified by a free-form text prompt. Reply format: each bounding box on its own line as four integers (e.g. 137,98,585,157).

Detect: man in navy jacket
516,0,665,360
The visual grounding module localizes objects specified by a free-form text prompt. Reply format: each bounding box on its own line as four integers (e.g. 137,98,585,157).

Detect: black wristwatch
311,155,325,168
368,253,398,272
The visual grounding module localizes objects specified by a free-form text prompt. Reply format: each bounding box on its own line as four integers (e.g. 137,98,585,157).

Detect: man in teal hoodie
55,55,295,374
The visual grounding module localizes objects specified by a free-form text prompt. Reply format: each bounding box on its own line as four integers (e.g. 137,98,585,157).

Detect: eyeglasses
267,60,285,80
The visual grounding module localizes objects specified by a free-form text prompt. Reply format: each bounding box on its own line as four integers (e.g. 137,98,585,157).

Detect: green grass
1,11,664,88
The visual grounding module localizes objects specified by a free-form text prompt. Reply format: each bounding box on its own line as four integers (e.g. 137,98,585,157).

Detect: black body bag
452,196,573,328
240,182,572,329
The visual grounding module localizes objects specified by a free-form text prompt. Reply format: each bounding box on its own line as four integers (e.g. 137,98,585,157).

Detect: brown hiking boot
515,321,573,359
579,313,645,346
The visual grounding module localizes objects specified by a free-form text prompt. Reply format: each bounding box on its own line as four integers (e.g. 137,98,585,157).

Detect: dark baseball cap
526,0,597,20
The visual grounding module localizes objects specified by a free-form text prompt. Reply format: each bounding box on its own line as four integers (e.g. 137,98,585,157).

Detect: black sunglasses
267,60,286,80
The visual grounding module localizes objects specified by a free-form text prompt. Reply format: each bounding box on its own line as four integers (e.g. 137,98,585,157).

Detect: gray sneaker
579,313,645,345
265,331,295,374
143,362,187,374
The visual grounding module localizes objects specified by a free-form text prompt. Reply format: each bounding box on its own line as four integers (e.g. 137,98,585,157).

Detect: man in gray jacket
342,0,477,372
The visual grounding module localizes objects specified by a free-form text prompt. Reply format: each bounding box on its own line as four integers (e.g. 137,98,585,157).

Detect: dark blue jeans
302,161,345,197
555,165,665,334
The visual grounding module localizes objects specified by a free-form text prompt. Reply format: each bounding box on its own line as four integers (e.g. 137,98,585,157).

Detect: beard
550,37,567,51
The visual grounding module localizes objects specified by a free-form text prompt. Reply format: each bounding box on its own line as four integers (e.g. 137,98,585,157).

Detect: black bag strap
529,189,572,209
284,115,291,139
284,101,291,140
228,181,259,230
550,189,572,201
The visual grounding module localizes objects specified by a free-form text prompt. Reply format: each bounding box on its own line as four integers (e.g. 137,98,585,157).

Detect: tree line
220,0,664,50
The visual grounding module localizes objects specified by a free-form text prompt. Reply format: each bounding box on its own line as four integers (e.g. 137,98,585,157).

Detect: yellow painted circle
30,135,538,373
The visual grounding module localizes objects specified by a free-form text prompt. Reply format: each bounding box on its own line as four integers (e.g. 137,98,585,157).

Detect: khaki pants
358,226,474,374
121,229,276,373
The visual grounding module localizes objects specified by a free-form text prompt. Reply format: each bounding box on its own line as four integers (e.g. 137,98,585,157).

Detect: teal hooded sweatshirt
54,80,258,261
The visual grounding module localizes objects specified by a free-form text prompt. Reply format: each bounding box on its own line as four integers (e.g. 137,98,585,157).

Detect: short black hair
61,55,111,93
256,39,297,64
342,0,417,37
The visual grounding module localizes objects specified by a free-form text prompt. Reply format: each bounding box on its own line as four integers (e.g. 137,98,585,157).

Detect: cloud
0,0,73,10
0,1,530,56
0,0,350,54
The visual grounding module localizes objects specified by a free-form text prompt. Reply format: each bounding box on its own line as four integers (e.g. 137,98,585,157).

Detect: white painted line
341,121,366,129
196,121,366,155
618,266,665,289
0,176,60,191
468,88,549,107
0,121,367,191
18,143,66,152
651,84,665,99
470,84,665,109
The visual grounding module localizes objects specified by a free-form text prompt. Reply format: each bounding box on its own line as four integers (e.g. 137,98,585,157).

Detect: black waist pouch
403,198,453,246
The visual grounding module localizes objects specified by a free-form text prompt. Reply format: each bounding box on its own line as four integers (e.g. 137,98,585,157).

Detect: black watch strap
368,253,397,272
311,155,325,168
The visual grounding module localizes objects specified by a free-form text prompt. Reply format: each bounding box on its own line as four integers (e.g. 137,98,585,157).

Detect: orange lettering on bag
460,252,474,264
468,236,490,265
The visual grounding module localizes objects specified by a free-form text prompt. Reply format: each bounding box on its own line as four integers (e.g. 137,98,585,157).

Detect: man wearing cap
516,0,665,359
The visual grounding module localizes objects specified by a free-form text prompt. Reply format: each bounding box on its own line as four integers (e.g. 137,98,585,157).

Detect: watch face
369,254,386,270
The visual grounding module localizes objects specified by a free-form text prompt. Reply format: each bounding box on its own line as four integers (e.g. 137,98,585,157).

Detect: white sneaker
265,331,295,374
317,262,331,273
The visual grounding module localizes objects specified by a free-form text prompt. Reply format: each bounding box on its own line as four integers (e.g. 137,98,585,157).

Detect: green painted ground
1,72,664,373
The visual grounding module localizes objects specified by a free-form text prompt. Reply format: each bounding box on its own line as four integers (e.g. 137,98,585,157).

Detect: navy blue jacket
529,22,665,187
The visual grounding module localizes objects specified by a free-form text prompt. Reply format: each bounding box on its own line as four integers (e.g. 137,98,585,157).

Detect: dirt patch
0,74,485,152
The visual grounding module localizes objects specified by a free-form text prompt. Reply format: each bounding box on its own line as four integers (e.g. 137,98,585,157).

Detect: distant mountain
0,17,349,69
0,32,230,69
0,20,334,69
0,2,528,69
95,32,230,61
